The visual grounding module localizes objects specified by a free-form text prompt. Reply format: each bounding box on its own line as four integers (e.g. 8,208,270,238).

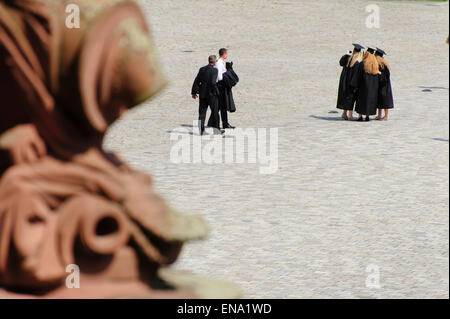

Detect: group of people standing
191,44,393,134
191,48,239,135
336,43,394,121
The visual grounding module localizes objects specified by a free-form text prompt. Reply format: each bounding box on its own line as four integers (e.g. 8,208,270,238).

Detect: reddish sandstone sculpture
0,0,239,298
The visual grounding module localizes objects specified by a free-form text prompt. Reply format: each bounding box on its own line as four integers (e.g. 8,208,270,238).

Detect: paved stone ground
104,0,449,298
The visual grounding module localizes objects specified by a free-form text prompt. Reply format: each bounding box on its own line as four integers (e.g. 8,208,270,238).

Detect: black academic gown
378,67,394,109
207,63,239,127
221,69,239,113
336,55,359,110
352,62,380,116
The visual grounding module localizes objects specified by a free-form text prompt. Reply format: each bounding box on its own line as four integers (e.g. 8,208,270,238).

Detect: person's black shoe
365,116,370,122
223,124,235,129
357,117,364,122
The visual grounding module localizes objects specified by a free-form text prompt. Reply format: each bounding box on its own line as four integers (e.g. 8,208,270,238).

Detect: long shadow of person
431,137,449,142
166,130,196,136
418,86,449,90
419,86,449,93
309,115,344,121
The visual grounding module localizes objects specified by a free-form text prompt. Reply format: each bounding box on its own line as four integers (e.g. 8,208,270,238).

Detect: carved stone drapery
0,0,239,298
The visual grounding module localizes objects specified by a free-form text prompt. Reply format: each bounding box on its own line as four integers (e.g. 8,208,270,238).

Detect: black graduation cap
366,47,376,54
352,43,365,52
375,48,387,57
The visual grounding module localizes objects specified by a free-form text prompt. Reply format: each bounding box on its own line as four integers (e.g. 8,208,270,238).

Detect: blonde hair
363,52,381,75
347,50,363,68
376,55,391,71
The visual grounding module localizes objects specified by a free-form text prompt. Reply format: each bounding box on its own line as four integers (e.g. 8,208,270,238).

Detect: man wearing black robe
208,48,236,130
191,55,223,135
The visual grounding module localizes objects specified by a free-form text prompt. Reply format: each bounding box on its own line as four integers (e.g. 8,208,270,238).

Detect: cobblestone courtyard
104,0,449,298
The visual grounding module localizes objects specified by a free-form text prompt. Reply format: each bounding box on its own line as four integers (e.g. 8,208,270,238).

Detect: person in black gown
336,43,365,120
351,47,381,122
375,48,394,121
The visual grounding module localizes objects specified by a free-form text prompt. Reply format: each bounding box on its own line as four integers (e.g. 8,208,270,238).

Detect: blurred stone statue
0,0,239,298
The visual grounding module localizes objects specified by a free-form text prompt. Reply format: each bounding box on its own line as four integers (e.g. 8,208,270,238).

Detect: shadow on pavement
418,86,449,90
431,138,449,142
309,115,343,121
166,130,196,136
